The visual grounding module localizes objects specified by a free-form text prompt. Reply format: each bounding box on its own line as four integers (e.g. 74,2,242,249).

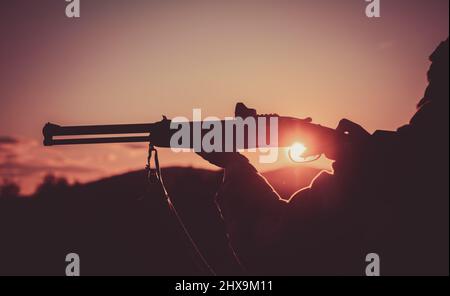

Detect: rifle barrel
44,122,156,136
47,136,151,146
43,122,156,146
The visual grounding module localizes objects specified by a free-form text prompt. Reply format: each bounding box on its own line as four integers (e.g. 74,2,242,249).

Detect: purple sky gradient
0,0,448,193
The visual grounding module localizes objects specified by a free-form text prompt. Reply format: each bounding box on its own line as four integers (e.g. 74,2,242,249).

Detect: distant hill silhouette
0,166,320,275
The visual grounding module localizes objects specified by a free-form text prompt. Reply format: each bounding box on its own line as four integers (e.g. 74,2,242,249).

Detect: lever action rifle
43,103,344,161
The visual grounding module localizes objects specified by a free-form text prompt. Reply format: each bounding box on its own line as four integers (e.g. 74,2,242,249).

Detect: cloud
0,136,19,145
0,136,102,187
123,143,147,150
0,161,100,178
0,135,146,194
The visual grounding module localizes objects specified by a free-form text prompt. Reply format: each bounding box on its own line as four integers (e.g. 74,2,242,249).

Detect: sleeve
214,157,288,269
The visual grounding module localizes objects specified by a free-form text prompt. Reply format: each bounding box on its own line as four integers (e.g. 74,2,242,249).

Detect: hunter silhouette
197,39,449,275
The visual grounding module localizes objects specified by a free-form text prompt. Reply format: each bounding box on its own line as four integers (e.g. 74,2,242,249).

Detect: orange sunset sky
0,0,449,194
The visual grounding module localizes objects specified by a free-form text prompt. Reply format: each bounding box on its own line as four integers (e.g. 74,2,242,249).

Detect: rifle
43,103,342,161
41,102,344,274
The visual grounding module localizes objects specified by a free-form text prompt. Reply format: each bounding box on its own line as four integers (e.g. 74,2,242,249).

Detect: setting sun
288,143,307,163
